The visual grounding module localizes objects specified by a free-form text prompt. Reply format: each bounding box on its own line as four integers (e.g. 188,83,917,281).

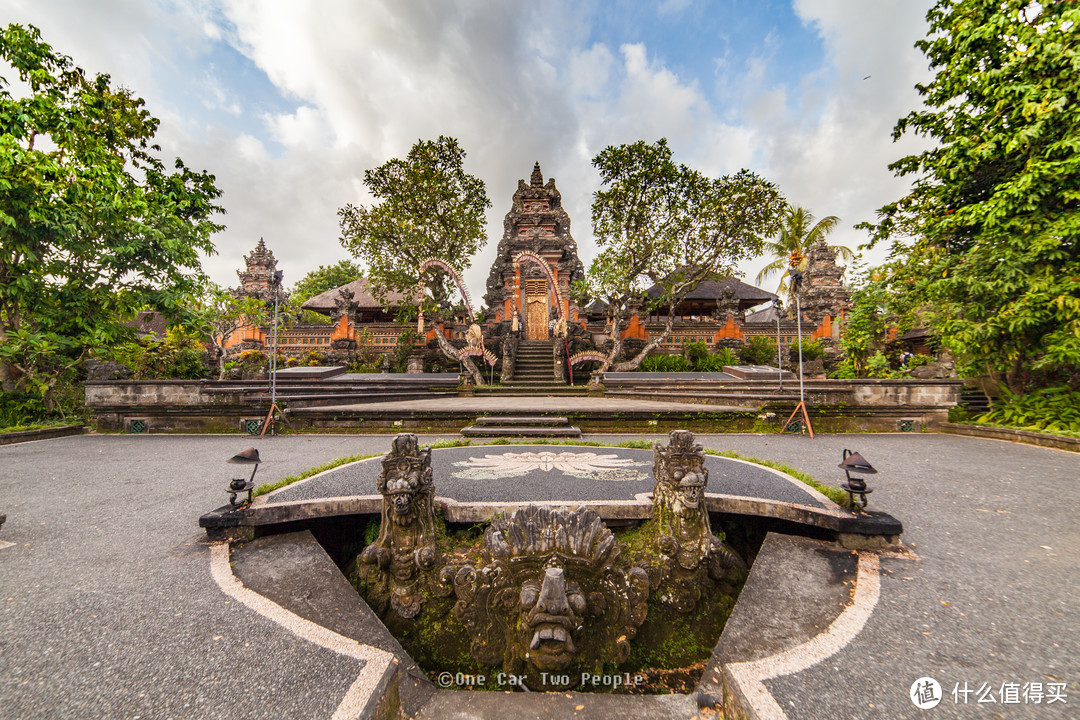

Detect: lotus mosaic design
452,451,648,481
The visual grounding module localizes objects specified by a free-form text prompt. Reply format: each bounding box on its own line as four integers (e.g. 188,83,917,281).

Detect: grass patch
0,420,80,434
704,448,850,508
425,438,472,449
253,453,380,497
614,439,654,449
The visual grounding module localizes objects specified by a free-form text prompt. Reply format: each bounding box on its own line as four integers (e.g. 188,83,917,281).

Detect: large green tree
579,139,784,373
289,259,360,323
338,136,490,384
0,24,223,407
755,204,851,298
863,0,1080,393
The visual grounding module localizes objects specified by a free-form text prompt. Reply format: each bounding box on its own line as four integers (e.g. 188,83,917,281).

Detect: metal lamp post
773,297,783,392
838,449,877,511
226,447,261,507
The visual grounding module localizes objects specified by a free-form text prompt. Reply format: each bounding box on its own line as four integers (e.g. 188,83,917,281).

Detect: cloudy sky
2,0,936,301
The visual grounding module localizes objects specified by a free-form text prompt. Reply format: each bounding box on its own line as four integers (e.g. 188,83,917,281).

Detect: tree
0,24,223,406
198,285,269,380
577,139,784,374
755,205,851,298
289,259,360,323
862,0,1080,393
338,136,491,384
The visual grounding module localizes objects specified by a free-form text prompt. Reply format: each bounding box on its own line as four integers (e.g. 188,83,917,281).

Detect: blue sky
2,0,935,298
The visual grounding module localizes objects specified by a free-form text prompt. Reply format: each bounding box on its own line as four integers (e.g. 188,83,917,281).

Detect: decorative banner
569,351,607,367
417,258,474,318
459,347,498,366
512,251,564,318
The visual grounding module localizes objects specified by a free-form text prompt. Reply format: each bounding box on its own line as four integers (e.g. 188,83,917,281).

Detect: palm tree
755,205,853,298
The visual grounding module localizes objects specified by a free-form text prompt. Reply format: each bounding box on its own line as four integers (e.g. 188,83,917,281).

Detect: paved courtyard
0,431,1076,719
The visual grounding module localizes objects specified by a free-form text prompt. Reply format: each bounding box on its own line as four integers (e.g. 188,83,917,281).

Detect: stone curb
201,492,900,542
0,424,86,446
941,422,1080,452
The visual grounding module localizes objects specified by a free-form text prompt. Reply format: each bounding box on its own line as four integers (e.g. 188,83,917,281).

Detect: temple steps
460,415,582,438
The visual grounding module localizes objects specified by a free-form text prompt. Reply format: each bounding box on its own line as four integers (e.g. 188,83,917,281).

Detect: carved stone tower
483,163,585,338
797,238,850,325
236,238,283,301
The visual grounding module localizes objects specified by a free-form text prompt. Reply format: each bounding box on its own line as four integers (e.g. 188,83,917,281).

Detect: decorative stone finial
530,161,543,187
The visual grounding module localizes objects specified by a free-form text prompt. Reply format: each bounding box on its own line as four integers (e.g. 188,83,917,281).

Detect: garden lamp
227,447,261,507
838,449,876,511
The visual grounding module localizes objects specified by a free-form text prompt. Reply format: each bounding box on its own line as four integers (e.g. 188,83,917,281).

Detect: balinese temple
228,164,850,358
483,162,585,339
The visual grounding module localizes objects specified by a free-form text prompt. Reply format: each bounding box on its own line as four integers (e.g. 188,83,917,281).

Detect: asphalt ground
263,445,827,508
1,432,1076,719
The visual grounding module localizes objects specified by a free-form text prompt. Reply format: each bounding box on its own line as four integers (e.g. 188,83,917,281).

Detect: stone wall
602,376,964,431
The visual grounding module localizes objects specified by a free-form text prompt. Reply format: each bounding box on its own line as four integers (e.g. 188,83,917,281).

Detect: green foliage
0,24,222,414
978,386,1080,436
347,329,382,373
866,352,892,378
579,138,785,372
640,354,691,372
835,262,918,378
391,329,419,373
424,438,472,449
683,339,739,371
684,340,735,372
0,419,77,433
196,285,270,379
861,1,1080,393
739,336,776,366
713,346,739,368
799,339,824,362
288,259,360,324
338,136,489,309
104,326,208,379
755,204,851,297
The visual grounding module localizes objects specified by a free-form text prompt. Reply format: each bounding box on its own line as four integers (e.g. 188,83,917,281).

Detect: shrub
978,386,1080,436
640,354,691,372
684,340,710,367
800,339,824,362
866,352,893,378
713,346,739,368
105,327,208,380
739,336,776,365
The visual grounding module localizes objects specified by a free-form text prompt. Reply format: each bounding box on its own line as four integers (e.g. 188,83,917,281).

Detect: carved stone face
453,507,648,685
671,455,706,516
654,430,709,520
518,567,587,672
376,436,432,527
385,458,423,523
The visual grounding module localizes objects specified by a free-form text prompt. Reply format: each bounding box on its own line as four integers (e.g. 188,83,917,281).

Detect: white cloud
1,0,937,298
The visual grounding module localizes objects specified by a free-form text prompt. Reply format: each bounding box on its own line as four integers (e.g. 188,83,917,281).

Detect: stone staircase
460,415,582,438
507,340,558,384
483,340,587,396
